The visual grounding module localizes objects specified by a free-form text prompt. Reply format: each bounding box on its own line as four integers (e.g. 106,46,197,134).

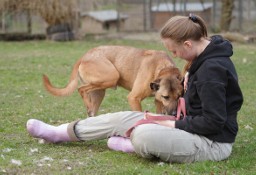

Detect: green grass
0,38,255,174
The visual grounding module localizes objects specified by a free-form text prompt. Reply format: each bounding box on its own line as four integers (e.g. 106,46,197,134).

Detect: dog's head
150,67,183,115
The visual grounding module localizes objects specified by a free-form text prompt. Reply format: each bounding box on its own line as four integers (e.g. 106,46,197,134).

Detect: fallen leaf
38,139,46,144
1,154,5,160
11,159,22,166
30,148,39,153
157,162,165,166
245,125,253,130
3,148,13,153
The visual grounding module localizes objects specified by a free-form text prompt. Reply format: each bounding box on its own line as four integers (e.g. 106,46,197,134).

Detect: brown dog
43,45,183,116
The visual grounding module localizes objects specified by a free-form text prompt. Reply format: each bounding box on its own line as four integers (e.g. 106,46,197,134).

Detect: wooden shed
151,2,213,30
80,10,128,35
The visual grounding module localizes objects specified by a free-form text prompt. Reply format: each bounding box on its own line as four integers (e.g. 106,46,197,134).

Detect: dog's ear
150,82,159,91
150,79,160,91
171,67,183,81
177,73,183,82
180,77,185,86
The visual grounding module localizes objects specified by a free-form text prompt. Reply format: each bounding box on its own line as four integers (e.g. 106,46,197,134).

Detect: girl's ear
183,40,192,49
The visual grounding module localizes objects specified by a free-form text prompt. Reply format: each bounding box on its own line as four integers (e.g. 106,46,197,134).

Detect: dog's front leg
127,94,142,112
155,99,165,114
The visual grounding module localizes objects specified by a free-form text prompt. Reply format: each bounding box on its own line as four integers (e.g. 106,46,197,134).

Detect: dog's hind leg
89,89,106,116
78,56,120,116
78,88,106,117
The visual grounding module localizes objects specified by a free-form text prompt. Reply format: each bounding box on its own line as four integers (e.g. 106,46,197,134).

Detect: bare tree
0,0,78,27
0,0,78,40
220,0,234,32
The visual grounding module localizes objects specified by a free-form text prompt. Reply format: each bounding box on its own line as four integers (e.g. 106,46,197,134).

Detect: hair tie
189,13,197,23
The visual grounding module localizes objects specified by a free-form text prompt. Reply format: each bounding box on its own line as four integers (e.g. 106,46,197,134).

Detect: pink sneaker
107,136,134,153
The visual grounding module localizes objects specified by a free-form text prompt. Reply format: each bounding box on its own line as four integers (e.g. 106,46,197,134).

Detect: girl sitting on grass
26,14,243,163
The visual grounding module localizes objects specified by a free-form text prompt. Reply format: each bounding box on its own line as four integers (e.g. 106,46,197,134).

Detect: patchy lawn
0,38,255,174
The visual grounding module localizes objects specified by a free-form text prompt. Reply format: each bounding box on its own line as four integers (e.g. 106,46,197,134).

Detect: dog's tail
43,58,82,96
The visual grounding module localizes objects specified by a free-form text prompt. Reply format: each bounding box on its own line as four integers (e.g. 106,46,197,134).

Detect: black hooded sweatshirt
175,35,243,143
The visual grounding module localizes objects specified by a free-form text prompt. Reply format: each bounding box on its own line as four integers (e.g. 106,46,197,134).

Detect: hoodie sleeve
175,61,228,135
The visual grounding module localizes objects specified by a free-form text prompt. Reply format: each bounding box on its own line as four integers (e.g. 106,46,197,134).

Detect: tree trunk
220,0,234,32
26,9,32,34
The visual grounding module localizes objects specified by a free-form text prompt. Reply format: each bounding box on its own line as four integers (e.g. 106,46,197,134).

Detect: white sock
26,119,70,143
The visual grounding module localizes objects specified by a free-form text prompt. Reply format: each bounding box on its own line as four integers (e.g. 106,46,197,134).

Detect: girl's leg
74,111,144,152
74,111,144,140
130,124,233,163
26,119,80,143
27,111,144,143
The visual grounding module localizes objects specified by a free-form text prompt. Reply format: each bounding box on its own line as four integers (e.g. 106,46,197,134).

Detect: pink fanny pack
125,97,186,137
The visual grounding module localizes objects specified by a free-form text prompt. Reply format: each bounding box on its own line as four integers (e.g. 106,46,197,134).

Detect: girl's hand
143,112,176,128
154,120,175,128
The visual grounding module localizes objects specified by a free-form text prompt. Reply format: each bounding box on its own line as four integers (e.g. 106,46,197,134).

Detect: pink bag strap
125,97,186,137
176,97,186,120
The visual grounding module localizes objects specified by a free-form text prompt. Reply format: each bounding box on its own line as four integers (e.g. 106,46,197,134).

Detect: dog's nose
163,109,173,115
171,111,177,116
163,106,177,115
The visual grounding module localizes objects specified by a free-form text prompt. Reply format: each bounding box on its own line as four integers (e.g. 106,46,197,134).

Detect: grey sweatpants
74,111,233,163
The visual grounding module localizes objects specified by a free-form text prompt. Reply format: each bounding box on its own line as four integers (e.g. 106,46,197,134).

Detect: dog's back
82,46,175,90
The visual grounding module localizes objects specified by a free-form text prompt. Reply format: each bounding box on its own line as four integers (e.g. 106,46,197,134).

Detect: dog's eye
161,95,170,100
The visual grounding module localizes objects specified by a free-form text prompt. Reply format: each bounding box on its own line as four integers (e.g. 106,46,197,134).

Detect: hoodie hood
189,35,233,74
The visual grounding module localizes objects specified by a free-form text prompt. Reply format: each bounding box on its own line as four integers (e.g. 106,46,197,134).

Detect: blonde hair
160,14,208,74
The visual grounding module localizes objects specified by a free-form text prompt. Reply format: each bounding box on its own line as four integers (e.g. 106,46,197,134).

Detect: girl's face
162,38,197,62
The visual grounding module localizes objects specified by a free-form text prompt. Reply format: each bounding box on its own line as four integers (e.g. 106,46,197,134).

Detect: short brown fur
43,45,183,116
